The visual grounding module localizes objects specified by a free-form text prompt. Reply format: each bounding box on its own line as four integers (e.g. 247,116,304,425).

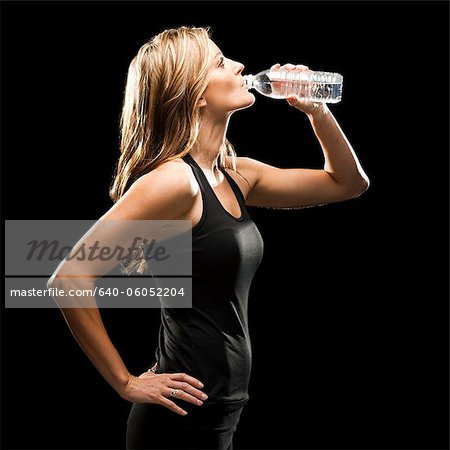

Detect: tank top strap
182,153,216,203
222,167,246,206
182,153,248,221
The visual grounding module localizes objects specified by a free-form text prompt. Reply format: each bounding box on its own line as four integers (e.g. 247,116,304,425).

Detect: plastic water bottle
243,69,343,103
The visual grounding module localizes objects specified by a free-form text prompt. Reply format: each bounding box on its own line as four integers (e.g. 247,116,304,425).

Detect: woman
48,26,369,449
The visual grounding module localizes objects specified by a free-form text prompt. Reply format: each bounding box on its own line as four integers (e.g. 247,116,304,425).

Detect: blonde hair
109,26,237,203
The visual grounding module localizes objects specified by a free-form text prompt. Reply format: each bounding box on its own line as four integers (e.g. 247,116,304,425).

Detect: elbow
354,175,370,197
47,261,97,291
46,273,71,291
345,175,370,200
47,271,97,309
46,273,58,290
46,274,69,309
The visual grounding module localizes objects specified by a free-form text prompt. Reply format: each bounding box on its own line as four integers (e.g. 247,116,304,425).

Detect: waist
184,395,249,414
156,345,252,405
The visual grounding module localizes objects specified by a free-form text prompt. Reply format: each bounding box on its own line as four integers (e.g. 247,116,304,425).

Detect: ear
198,96,207,108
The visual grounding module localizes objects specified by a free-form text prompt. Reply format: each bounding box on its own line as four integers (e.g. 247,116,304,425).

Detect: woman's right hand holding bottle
121,371,208,416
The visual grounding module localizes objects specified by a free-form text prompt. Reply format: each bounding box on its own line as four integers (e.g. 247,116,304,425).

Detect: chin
234,92,256,112
245,91,256,107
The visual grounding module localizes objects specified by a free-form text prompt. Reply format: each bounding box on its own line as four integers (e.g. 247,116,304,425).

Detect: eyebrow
210,51,223,67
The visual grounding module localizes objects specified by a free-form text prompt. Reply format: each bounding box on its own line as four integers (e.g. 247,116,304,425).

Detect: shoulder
224,155,276,196
225,155,275,176
109,157,198,220
138,157,199,197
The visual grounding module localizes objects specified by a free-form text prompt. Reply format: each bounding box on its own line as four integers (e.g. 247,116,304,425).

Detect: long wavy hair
109,26,238,203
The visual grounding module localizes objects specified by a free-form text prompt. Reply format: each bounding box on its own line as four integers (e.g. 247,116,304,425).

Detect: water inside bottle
268,71,342,102
245,70,343,103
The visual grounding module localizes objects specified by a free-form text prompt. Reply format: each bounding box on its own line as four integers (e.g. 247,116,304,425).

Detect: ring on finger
170,389,180,397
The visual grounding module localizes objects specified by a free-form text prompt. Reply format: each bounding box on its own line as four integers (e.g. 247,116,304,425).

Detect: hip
126,401,245,449
155,356,251,405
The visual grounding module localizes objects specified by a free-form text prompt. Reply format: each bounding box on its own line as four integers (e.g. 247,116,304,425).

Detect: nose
234,62,245,75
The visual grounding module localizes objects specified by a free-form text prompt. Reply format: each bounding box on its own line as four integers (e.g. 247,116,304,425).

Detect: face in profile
200,39,255,116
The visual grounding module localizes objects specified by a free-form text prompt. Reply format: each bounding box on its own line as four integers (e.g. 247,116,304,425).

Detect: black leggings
126,400,245,450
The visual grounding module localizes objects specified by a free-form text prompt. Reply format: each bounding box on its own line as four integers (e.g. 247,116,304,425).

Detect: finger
280,63,296,70
165,387,204,406
270,63,281,71
158,395,188,416
169,380,208,401
138,371,157,380
295,64,309,70
169,372,204,388
286,94,300,106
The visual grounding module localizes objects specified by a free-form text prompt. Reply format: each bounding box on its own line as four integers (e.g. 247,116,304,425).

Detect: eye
218,56,225,68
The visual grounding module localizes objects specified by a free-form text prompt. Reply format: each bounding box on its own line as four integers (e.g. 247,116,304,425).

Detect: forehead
208,39,222,58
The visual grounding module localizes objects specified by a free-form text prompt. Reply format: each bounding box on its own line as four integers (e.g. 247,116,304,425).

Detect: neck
190,113,231,173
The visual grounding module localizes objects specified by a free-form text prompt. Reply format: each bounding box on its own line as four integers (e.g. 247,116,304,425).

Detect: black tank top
154,153,264,408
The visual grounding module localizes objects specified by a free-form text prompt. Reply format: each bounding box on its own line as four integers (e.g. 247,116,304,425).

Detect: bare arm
240,63,369,209
305,102,369,194
55,298,131,396
47,161,206,414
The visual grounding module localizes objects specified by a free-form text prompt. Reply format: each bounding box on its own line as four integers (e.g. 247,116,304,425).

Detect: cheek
205,76,237,102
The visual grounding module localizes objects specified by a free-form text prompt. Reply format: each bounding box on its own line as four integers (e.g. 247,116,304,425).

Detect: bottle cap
243,75,254,89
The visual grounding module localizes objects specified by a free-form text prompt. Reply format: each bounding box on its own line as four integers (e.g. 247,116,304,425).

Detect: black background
2,1,449,449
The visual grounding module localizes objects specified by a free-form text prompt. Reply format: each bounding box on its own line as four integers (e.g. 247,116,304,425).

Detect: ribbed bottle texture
244,69,343,103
